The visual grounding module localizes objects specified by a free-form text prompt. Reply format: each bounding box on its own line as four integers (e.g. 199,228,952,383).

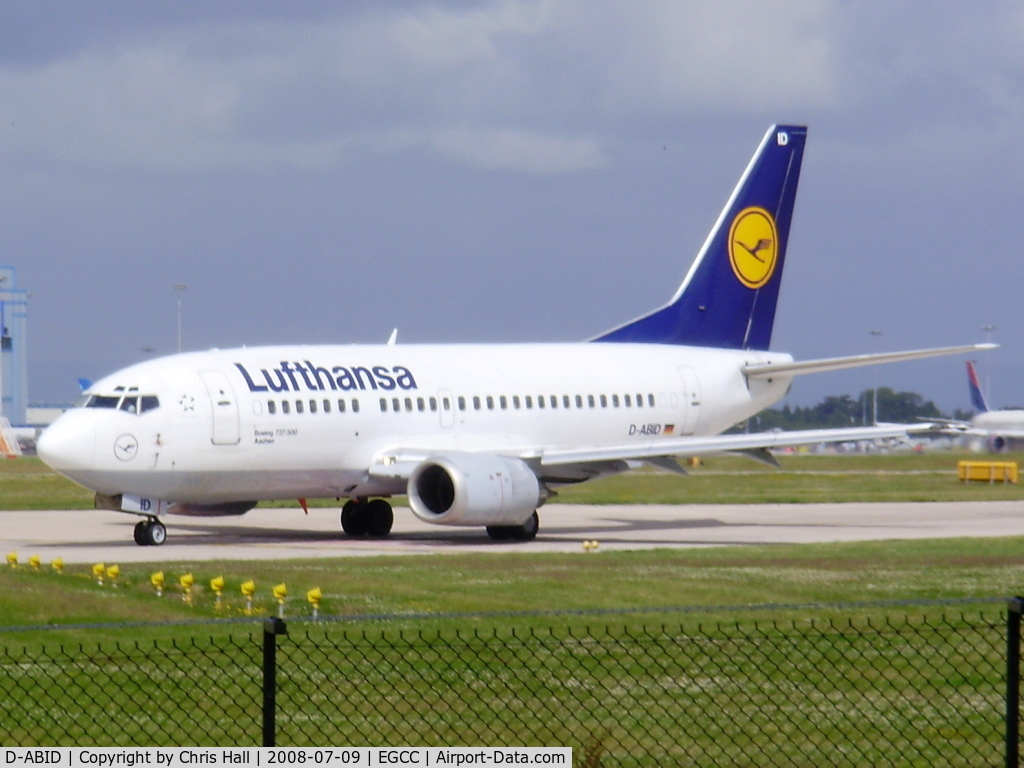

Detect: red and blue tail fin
967,360,989,413
593,125,806,350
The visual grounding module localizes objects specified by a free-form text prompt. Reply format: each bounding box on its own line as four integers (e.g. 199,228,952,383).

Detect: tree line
747,388,971,431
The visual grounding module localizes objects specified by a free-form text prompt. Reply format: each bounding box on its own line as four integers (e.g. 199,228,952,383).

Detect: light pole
981,325,996,405
870,329,883,424
174,283,188,353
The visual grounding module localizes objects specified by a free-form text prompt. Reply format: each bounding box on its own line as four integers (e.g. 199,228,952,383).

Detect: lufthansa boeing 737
38,125,992,545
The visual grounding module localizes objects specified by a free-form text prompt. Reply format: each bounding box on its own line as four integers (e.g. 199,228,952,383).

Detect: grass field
2,453,1021,758
1,451,1023,636
1,536,1021,637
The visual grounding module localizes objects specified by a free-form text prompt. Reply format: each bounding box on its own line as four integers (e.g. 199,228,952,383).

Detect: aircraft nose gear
133,518,167,546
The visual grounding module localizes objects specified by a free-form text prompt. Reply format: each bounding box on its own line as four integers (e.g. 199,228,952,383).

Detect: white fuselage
39,342,793,504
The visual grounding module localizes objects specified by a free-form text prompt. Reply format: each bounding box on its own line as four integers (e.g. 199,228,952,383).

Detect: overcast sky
2,1,1022,414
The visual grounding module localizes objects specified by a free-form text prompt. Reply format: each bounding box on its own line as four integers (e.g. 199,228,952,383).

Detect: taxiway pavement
1,501,1022,564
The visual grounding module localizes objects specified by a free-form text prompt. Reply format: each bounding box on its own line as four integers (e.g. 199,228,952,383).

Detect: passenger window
486,396,495,410
282,401,291,414
323,399,331,414
538,396,545,409
338,399,347,413
458,396,467,411
600,395,608,408
636,394,643,408
563,395,570,409
624,394,632,407
268,400,277,415
309,399,317,414
296,400,304,414
140,396,160,413
588,395,595,408
648,394,656,407
392,398,400,412
513,396,521,409
525,396,533,409
575,395,583,408
499,396,507,409
473,396,481,410
612,394,620,407
550,395,557,409
405,398,413,412
417,398,426,412
352,399,360,413
430,397,438,411
380,398,388,413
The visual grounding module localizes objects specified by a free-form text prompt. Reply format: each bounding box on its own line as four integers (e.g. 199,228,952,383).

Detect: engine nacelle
408,453,541,526
988,435,1008,453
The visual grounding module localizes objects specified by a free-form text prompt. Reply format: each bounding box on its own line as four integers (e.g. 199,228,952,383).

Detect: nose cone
37,410,96,473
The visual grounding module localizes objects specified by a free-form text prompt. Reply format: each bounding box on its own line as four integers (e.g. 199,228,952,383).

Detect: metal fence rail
0,601,1017,766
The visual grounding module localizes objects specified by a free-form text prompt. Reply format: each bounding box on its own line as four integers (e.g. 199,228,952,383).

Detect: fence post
263,617,288,747
1007,597,1023,768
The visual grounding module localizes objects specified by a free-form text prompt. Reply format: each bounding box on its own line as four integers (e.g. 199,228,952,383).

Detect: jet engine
407,453,541,526
988,435,1008,453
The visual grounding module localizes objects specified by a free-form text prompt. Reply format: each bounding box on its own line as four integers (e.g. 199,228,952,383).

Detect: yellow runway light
210,575,225,610
28,554,40,570
180,572,195,604
241,579,256,615
92,563,105,584
272,583,287,618
306,587,323,620
51,557,64,575
151,571,165,597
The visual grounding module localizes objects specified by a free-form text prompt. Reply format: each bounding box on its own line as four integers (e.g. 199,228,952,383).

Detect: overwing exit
38,125,993,546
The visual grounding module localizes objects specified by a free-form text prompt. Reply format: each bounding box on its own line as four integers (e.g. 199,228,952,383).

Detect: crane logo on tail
728,207,778,289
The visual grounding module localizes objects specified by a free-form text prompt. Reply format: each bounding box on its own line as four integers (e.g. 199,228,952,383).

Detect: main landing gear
486,510,539,542
133,518,167,546
341,498,395,537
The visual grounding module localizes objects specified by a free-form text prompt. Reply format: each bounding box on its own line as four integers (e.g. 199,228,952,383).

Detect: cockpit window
86,395,120,409
83,394,160,413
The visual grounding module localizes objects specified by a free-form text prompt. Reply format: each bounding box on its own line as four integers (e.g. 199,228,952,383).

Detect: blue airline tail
592,124,807,350
967,361,989,413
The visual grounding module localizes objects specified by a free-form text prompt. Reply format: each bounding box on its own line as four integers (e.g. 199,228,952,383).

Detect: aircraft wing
743,343,996,379
916,417,1024,439
369,423,930,479
538,423,928,467
945,426,1024,439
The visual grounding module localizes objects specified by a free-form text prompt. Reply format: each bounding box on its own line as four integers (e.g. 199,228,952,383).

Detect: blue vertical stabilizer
592,125,806,350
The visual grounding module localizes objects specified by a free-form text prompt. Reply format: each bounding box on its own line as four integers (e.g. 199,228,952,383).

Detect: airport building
0,265,28,426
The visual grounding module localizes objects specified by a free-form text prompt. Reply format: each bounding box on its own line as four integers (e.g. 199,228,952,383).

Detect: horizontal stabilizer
743,343,996,380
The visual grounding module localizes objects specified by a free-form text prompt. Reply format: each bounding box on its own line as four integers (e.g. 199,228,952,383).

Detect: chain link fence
0,599,1019,766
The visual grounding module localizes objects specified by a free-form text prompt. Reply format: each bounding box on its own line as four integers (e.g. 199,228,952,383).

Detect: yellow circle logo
728,207,778,289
